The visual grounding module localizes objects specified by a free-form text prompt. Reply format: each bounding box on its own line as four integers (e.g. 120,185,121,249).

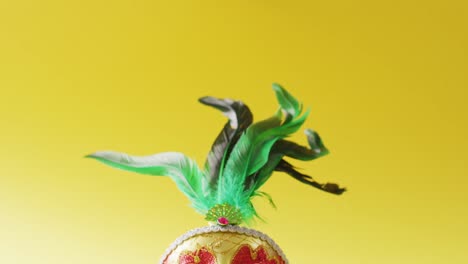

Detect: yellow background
1,0,467,263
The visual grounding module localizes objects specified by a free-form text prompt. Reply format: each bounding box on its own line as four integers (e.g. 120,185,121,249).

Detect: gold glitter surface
162,229,284,264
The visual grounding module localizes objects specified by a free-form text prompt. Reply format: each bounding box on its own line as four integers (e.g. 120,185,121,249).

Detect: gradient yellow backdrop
1,1,467,263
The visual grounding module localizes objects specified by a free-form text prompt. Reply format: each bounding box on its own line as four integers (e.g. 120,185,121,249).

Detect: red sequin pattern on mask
231,245,285,264
178,247,216,264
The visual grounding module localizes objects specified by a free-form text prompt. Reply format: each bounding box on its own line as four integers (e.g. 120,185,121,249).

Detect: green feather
216,114,282,219
198,97,253,187
246,129,344,195
86,83,345,225
275,129,329,161
247,129,328,191
272,83,302,123
86,151,212,213
218,86,310,220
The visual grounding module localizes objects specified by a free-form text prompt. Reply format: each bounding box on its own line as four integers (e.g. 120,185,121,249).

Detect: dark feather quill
199,96,253,186
275,159,346,195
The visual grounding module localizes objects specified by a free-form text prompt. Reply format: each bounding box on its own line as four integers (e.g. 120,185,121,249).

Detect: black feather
199,96,253,186
244,130,346,194
275,159,346,195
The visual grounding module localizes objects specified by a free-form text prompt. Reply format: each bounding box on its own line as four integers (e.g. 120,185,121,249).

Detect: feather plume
198,97,253,187
245,128,344,195
218,85,311,219
216,114,283,219
87,83,345,225
272,129,345,195
86,151,212,213
275,129,329,161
